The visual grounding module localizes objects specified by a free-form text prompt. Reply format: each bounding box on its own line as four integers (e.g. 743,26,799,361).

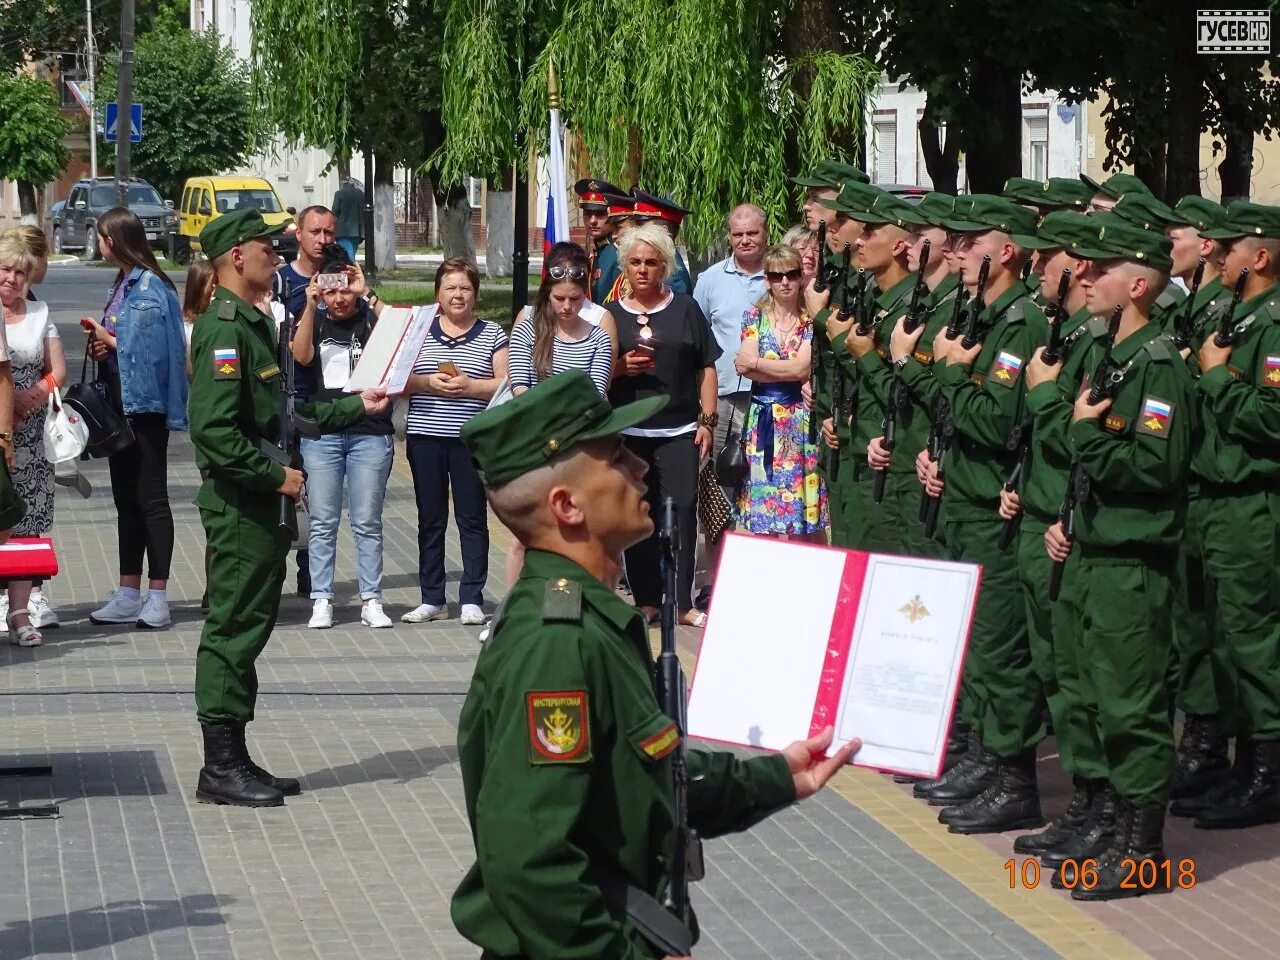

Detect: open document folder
686,534,981,780
345,304,438,394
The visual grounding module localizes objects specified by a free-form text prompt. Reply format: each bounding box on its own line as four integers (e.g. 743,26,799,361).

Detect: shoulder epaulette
542,578,583,623
1156,286,1185,310
1087,315,1110,338
216,297,238,321
1003,301,1026,325
1265,298,1280,323
1142,333,1177,363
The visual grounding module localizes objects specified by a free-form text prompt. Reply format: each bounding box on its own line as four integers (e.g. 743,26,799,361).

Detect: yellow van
175,175,298,263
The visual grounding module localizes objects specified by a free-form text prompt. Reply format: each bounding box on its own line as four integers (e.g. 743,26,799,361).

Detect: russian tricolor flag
544,64,570,260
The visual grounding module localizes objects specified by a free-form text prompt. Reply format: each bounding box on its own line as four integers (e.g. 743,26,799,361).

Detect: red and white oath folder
686,533,981,780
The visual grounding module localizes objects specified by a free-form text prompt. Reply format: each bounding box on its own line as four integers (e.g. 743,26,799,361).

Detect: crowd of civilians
0,200,823,641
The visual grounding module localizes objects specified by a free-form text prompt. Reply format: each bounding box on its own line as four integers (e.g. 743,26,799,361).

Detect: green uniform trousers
1171,493,1239,730
195,488,290,725
887,471,938,560
1067,555,1175,806
822,452,850,547
942,516,1044,759
842,462,902,554
1046,554,1107,781
1201,490,1280,740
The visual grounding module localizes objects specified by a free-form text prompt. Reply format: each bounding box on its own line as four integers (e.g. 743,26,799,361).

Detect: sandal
679,610,708,628
637,605,661,624
7,609,43,648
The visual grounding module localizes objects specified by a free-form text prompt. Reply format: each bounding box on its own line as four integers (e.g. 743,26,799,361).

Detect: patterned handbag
697,457,734,545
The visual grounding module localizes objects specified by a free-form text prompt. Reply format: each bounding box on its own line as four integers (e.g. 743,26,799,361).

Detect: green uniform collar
1190,274,1224,315
518,548,641,634
980,278,1032,324
1109,318,1165,368
874,272,916,313
929,273,959,305
1231,280,1280,322
211,285,275,340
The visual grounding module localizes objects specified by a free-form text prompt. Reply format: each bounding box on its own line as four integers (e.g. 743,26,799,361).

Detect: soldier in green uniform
575,178,625,303
1187,202,1280,830
189,209,390,807
1005,212,1113,863
1081,171,1152,213
833,191,924,554
1001,177,1094,298
898,196,1050,834
1110,191,1187,326
1039,219,1193,898
1162,196,1235,807
451,370,858,959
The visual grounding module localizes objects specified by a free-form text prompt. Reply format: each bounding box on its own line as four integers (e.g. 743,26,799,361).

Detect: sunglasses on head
547,264,588,281
766,268,803,282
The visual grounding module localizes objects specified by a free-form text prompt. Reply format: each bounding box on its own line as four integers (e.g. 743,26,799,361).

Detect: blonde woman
781,224,820,286
732,244,826,539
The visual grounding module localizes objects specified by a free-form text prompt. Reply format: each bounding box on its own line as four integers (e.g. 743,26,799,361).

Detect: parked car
51,177,178,260
175,175,297,264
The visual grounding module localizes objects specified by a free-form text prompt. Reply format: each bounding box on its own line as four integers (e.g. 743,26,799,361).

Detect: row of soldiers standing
796,161,1280,901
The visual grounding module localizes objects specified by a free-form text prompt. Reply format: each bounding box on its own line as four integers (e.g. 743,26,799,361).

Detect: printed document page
346,305,437,394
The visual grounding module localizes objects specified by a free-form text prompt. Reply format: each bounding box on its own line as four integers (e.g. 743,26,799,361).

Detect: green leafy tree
99,27,261,201
0,72,71,221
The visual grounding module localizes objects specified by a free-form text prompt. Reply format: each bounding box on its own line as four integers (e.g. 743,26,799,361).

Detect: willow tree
437,0,878,254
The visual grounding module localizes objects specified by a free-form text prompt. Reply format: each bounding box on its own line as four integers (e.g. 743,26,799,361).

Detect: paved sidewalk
1,348,1273,959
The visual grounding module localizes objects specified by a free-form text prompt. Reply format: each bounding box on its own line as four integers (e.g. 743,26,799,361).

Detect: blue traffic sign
104,102,142,143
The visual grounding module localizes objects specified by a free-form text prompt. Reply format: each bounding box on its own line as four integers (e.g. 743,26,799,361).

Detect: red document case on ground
685,533,981,780
0,538,59,579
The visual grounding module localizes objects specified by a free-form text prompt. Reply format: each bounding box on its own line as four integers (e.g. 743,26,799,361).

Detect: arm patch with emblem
989,351,1024,387
527,690,591,764
212,347,241,380
1135,396,1174,437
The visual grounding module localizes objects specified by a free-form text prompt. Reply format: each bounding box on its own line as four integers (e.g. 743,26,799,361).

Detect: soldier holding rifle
188,209,389,807
452,371,857,960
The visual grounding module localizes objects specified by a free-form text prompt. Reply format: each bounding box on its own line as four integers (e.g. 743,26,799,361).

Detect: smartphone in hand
438,361,460,377
316,273,349,291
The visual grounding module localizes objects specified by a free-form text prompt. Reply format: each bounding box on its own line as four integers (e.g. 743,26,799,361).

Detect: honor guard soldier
899,196,1051,835
794,159,870,232
1110,192,1186,325
451,370,856,959
1038,217,1193,899
630,188,695,295
189,208,390,807
1081,171,1151,213
576,178,626,303
1186,202,1280,830
597,193,638,302
1002,177,1094,215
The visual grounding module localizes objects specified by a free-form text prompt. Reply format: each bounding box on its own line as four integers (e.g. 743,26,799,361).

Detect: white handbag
43,385,90,463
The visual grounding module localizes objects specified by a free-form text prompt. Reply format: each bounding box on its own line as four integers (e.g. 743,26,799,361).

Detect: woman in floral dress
733,244,827,538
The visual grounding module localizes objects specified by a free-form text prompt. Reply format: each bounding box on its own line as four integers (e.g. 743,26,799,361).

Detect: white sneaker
309,598,334,629
400,603,448,623
0,593,7,632
460,604,488,626
361,598,393,628
136,594,171,629
29,590,60,629
90,589,143,625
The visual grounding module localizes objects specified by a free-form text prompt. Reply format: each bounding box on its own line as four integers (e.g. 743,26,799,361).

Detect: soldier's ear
547,484,586,528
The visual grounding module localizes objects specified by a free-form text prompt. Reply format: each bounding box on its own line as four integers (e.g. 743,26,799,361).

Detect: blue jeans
301,432,394,600
338,237,361,260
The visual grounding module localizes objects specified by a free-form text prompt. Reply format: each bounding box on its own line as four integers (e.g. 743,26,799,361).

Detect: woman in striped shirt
400,259,509,626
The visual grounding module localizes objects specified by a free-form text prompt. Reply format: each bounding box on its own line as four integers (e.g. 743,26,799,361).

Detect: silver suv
51,177,178,260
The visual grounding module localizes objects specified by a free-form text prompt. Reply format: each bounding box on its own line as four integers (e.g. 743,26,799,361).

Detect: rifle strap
587,865,694,957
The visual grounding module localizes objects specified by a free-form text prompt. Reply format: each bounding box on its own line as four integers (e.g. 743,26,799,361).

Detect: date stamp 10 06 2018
1004,857,1197,891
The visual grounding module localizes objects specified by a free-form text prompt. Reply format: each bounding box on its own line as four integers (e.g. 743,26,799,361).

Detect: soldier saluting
451,370,858,959
188,208,389,807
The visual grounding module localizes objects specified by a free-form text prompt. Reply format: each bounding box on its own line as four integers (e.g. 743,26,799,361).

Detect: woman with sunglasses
509,242,614,397
732,244,826,540
781,224,820,287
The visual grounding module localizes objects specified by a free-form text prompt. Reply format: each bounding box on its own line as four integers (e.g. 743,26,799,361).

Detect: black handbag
63,350,135,459
713,381,748,488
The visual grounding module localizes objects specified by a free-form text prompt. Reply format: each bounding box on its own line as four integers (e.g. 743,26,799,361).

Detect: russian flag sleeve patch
1136,396,1173,438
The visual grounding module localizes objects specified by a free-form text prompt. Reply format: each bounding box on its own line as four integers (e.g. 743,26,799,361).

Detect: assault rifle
1049,463,1088,602
1086,306,1124,405
903,239,931,334
921,395,953,539
960,256,992,350
997,414,1033,551
813,220,831,294
1212,268,1249,348
1172,257,1206,352
272,311,320,540
1041,268,1073,365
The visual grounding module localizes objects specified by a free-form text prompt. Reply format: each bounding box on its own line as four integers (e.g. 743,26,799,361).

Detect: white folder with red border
0,538,59,579
345,304,438,395
686,533,980,780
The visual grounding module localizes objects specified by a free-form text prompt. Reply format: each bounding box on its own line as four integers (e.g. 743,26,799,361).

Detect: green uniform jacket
452,550,796,960
1193,283,1280,488
831,273,916,460
933,281,1049,518
1021,309,1104,523
897,275,960,463
811,256,848,427
189,287,365,508
1069,324,1194,549
1151,283,1187,332
592,239,620,304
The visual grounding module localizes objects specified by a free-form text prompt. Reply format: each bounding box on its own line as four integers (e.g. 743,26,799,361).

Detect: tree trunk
1164,39,1201,200
1133,150,1167,200
373,153,396,273
1219,125,1254,203
484,167,514,279
781,0,845,177
918,96,960,195
963,58,1021,194
337,156,351,181
421,107,475,260
16,182,39,225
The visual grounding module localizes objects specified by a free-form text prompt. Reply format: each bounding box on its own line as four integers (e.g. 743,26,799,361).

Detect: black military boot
235,725,302,796
1170,714,1230,801
195,724,286,807
1195,739,1280,829
1014,777,1098,856
1047,783,1117,882
914,732,997,806
1172,738,1253,817
942,750,1043,834
896,716,969,783
1073,798,1169,901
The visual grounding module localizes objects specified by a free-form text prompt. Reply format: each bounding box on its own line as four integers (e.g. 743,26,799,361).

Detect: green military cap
1009,210,1097,251
1002,177,1093,211
940,194,1038,237
1068,213,1173,272
1167,196,1229,233
461,371,667,486
793,160,870,189
1199,200,1280,240
846,190,926,229
199,207,288,262
816,179,886,216
1080,172,1152,201
912,192,957,228
1109,191,1177,231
